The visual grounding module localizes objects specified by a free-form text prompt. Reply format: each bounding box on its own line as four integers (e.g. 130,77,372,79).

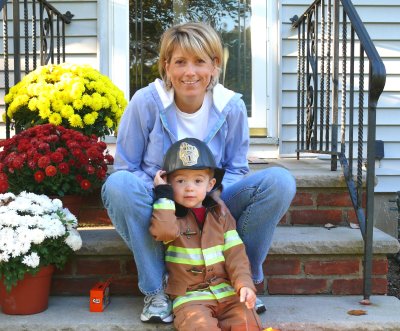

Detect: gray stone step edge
77,226,400,256
1,295,400,331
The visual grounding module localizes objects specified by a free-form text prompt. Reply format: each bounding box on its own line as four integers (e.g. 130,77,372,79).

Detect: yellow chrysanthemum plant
4,63,128,138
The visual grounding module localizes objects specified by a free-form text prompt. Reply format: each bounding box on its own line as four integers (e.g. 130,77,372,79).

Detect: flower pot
0,265,54,315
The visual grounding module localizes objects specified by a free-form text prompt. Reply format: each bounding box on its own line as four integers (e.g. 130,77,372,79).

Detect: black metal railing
1,0,73,137
291,0,386,301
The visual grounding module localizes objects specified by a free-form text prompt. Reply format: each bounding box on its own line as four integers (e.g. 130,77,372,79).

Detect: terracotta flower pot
0,265,54,315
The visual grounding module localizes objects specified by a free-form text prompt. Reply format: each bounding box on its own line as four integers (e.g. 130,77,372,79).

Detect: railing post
12,0,21,86
331,0,339,171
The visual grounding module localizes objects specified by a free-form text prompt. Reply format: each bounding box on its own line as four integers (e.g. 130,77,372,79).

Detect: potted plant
4,63,128,138
0,124,113,196
0,191,82,314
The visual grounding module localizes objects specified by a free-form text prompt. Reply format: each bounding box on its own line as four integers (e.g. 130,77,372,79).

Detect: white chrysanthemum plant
0,191,82,292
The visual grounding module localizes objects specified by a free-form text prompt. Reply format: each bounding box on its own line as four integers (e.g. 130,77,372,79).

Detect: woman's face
165,46,217,112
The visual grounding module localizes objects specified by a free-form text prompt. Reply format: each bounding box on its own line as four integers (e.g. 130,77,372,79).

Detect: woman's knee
101,171,144,205
259,167,296,199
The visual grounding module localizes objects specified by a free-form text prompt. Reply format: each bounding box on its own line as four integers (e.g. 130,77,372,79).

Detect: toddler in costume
150,137,263,331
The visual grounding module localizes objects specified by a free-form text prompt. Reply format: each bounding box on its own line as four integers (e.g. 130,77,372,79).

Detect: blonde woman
102,22,296,324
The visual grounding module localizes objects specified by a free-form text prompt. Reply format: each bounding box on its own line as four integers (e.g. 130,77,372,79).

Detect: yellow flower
49,113,62,125
82,94,92,107
4,63,127,138
73,99,84,110
4,93,14,104
52,99,64,112
105,116,114,128
28,98,38,111
39,107,51,119
83,113,96,125
61,105,74,119
68,114,83,128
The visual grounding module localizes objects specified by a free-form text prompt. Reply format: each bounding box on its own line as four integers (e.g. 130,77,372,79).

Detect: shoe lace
145,292,168,307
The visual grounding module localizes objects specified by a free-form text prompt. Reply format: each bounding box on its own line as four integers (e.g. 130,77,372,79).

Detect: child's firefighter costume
150,138,262,331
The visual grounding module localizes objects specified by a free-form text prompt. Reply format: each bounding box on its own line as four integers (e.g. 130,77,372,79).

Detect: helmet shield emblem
179,142,199,166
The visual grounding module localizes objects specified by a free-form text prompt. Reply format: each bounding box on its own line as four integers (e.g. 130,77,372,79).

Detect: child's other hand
239,287,256,309
154,170,167,186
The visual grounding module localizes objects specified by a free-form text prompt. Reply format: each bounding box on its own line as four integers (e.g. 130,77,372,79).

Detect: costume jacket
113,78,250,190
149,185,256,310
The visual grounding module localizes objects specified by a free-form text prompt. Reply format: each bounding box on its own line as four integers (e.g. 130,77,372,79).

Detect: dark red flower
58,162,70,174
12,156,24,169
80,179,91,190
45,165,57,177
38,155,51,169
0,124,110,195
0,179,9,193
86,165,96,175
34,170,45,183
50,152,64,163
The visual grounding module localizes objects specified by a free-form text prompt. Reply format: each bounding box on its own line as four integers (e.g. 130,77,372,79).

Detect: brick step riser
76,188,364,227
51,254,388,296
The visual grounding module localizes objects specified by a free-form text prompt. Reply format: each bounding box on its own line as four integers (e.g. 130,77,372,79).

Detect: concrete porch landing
1,295,400,331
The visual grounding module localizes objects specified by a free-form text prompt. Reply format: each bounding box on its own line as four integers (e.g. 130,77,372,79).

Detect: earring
207,76,218,91
165,77,172,90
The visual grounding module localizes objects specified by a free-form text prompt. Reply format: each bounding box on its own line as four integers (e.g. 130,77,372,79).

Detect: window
129,0,269,135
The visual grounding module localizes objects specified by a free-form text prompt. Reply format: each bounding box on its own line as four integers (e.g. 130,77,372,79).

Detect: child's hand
240,287,256,309
154,170,167,186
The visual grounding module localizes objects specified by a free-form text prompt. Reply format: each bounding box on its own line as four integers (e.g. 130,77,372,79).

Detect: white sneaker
140,291,173,323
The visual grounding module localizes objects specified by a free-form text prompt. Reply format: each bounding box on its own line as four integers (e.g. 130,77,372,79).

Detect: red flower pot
0,265,54,315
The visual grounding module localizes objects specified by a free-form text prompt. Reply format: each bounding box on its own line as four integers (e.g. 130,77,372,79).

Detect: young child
150,138,263,331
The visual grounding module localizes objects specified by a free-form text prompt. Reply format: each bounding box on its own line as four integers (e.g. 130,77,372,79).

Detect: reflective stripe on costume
202,245,224,265
153,198,175,210
165,246,205,265
224,230,243,250
173,282,236,309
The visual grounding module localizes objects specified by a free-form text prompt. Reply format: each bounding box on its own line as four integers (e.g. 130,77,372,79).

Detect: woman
101,22,296,324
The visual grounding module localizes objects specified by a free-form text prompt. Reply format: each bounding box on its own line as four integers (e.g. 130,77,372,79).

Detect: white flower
22,252,40,268
65,229,83,251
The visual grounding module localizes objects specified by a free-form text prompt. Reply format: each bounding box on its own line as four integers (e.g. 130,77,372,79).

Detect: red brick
317,193,353,207
75,259,121,275
279,213,288,225
264,258,301,275
304,260,360,275
346,209,359,225
124,259,138,274
51,277,99,295
109,276,140,295
53,261,74,276
79,209,112,226
291,210,343,225
372,258,388,275
332,278,388,295
291,192,314,206
267,278,328,294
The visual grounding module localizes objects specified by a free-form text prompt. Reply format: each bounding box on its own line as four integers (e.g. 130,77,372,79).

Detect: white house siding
0,0,98,138
281,0,400,193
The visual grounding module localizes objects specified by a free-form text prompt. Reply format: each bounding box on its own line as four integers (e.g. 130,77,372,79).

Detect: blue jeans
101,167,296,294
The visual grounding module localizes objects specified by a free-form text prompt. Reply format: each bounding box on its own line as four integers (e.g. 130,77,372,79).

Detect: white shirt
176,92,212,140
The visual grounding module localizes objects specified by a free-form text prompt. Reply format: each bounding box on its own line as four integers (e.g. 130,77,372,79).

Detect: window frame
102,0,279,138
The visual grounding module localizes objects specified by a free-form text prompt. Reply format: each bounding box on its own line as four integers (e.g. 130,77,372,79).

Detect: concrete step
1,295,400,330
51,226,400,296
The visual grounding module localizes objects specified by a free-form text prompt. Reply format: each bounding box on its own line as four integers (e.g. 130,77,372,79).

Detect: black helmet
163,138,225,188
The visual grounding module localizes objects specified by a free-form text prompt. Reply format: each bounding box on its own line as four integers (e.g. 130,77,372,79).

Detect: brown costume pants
173,298,263,331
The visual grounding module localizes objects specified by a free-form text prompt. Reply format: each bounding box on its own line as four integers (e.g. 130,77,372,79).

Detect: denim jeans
101,166,296,294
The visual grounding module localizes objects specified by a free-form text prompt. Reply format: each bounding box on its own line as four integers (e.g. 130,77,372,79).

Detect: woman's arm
113,90,155,188
221,99,250,188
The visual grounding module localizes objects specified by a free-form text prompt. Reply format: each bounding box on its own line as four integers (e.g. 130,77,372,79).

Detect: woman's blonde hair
158,22,223,90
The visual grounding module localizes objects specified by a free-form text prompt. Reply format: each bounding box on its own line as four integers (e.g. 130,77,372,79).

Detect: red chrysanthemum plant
0,124,114,196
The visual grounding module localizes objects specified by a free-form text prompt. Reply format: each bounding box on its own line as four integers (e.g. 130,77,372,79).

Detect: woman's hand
240,286,257,309
154,170,167,187
209,189,228,216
